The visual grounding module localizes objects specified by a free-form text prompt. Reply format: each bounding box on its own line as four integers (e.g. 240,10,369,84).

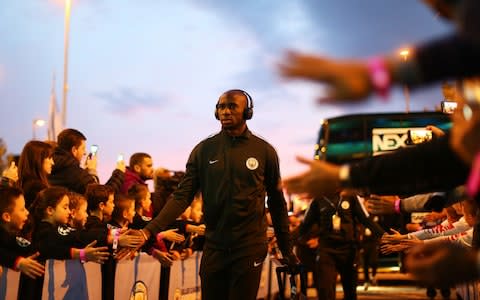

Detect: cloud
299,0,452,56
93,87,168,115
189,1,317,50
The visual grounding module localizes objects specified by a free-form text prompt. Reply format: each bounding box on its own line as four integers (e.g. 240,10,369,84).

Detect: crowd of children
0,177,205,299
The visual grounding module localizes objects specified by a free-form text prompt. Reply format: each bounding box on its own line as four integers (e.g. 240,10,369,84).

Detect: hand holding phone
2,161,18,182
85,154,97,171
441,100,458,114
116,154,126,173
425,125,445,138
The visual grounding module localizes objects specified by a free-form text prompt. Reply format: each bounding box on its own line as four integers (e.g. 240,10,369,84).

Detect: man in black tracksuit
142,89,296,300
298,190,385,300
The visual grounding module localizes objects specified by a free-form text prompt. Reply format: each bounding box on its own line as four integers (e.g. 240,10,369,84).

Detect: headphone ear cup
243,108,253,120
243,90,253,120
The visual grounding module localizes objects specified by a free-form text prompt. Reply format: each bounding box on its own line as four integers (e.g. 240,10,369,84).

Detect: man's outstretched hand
278,51,373,103
282,156,341,199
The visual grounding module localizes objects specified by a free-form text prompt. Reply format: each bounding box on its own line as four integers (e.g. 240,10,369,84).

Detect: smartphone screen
407,129,433,145
441,100,458,114
90,145,98,155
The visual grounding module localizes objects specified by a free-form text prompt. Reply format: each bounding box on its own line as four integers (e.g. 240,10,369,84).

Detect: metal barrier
0,267,20,300
0,252,281,300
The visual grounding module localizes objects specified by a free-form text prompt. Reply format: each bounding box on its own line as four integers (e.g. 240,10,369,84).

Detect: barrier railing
42,259,102,299
0,252,280,300
115,253,162,299
0,267,20,300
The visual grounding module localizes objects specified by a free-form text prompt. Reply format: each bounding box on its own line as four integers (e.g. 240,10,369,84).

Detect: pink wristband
367,57,391,100
466,152,480,198
112,229,120,250
79,249,87,263
394,199,401,214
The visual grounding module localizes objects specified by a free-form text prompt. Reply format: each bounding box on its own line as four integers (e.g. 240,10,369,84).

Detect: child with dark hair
68,192,88,229
84,185,143,300
0,187,43,278
128,183,186,266
30,187,109,262
171,196,205,260
25,186,110,299
129,184,152,229
83,184,141,247
109,194,136,229
84,184,115,230
103,193,136,300
106,193,136,263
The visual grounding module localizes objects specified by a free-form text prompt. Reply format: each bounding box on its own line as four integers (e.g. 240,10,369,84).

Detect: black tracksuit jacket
145,128,292,256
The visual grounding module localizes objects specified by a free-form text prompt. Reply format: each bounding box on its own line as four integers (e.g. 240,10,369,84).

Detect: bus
314,111,452,164
312,111,452,273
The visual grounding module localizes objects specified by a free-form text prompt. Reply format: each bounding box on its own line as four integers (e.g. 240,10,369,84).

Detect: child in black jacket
25,186,110,300
0,187,43,278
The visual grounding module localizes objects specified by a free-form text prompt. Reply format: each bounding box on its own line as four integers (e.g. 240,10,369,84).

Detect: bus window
316,112,451,164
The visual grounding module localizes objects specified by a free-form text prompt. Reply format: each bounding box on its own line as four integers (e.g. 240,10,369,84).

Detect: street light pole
399,49,410,113
32,119,46,140
61,0,72,127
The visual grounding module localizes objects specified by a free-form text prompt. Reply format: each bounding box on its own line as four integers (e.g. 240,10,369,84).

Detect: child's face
51,195,71,225
141,193,152,212
103,194,115,217
4,195,29,231
71,202,88,229
123,201,136,224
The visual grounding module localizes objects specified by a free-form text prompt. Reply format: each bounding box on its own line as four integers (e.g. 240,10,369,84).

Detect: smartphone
88,145,99,159
441,100,458,114
407,129,433,145
90,145,99,155
117,154,124,162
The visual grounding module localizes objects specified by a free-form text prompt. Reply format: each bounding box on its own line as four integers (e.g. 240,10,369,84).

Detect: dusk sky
0,1,452,181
